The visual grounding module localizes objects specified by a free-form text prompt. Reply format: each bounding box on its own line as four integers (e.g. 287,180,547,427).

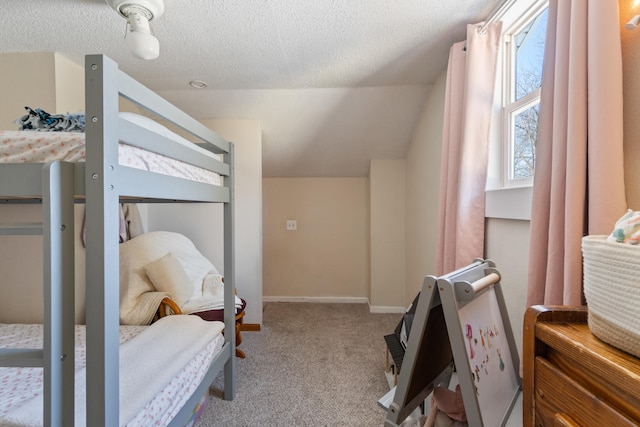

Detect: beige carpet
199,302,400,426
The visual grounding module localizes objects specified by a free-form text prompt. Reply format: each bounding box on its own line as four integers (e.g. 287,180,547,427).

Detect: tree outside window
505,7,547,183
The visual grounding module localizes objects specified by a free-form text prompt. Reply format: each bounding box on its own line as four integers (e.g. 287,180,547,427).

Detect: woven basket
582,235,640,358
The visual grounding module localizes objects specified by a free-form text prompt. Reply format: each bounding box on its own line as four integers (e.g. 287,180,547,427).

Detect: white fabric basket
582,235,640,358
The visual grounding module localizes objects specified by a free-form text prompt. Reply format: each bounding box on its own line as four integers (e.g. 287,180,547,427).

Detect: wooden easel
383,259,521,427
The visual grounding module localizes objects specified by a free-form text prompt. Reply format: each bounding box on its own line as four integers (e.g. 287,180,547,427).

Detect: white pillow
119,112,173,138
118,112,219,160
144,252,192,306
119,231,219,323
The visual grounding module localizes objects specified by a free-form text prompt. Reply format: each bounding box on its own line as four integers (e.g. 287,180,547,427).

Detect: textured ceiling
0,0,501,177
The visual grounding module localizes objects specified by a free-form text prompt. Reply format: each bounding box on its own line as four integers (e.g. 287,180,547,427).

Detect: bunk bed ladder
0,161,76,427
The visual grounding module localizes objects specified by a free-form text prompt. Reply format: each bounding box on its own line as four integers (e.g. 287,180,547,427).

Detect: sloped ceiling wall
0,0,501,177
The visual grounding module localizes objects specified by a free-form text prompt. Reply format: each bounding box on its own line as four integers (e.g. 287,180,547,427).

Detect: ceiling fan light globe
127,30,160,60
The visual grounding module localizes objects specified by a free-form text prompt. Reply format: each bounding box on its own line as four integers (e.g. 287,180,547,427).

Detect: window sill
485,186,532,220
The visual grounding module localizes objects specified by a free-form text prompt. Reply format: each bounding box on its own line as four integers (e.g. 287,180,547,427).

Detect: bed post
223,142,236,400
84,54,122,427
43,161,75,427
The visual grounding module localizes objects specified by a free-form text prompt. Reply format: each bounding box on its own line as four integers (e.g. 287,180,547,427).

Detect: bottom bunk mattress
0,315,224,426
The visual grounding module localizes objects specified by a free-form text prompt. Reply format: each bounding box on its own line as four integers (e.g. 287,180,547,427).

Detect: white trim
262,296,369,304
500,0,549,35
262,296,408,314
505,93,539,185
485,186,532,220
369,305,408,314
481,0,521,32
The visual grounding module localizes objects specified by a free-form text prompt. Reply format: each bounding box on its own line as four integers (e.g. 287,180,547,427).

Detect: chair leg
235,317,245,358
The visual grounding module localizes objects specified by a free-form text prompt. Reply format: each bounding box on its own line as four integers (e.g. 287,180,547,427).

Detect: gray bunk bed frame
0,54,236,427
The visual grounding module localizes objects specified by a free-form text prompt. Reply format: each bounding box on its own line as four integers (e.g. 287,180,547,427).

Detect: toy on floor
423,385,467,427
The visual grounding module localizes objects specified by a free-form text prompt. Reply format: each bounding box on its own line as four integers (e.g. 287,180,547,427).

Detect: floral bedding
0,321,224,426
0,131,222,186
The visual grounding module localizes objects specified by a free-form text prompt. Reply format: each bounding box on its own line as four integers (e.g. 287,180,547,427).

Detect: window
502,5,548,187
485,0,548,220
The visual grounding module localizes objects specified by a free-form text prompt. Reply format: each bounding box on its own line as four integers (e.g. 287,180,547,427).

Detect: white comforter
0,315,224,426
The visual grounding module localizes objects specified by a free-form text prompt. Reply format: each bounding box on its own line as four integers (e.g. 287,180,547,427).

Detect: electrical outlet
286,219,297,231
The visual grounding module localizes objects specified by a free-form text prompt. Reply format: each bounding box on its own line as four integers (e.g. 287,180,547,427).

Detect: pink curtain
526,0,627,306
436,22,502,275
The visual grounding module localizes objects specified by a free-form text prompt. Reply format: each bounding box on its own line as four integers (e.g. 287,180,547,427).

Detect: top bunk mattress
0,130,223,186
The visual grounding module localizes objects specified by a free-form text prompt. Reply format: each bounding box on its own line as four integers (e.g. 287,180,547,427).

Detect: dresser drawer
524,306,640,427
534,356,636,426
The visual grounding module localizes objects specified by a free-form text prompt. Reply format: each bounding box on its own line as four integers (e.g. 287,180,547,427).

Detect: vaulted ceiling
1,0,501,177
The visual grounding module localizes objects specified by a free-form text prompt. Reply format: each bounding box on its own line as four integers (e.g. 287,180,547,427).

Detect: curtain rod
479,0,518,33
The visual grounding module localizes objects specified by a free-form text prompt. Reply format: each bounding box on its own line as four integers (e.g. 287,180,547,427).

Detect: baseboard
368,305,407,314
262,296,370,304
261,296,406,314
240,323,261,332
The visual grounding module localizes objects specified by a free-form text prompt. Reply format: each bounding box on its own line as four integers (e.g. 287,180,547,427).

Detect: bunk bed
0,54,236,426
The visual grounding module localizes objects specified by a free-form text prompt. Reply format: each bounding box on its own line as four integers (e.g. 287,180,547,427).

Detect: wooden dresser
523,305,640,426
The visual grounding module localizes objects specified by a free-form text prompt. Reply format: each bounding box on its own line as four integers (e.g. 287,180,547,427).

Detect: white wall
0,52,56,131
369,159,406,311
54,53,84,115
484,218,529,354
147,119,263,325
404,75,446,303
0,206,89,324
0,52,83,131
262,177,369,301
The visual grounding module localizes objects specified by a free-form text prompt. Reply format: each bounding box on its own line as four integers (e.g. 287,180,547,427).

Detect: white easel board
384,259,521,427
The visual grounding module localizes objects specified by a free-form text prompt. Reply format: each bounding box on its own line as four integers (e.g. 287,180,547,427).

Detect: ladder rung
0,222,43,235
0,348,44,367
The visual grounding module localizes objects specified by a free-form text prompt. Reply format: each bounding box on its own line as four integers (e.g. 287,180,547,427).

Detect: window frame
501,3,548,188
504,87,541,185
485,0,548,220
